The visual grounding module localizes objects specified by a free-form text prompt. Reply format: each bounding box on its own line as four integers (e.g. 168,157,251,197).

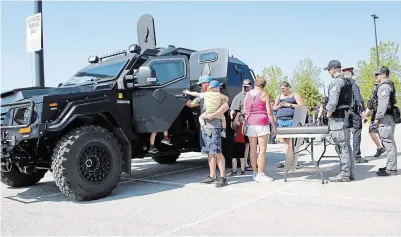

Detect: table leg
284,138,296,182
310,138,325,184
317,138,327,167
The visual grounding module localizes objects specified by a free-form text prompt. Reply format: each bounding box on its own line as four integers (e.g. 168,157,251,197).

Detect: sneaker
252,172,258,181
215,177,228,188
200,176,217,184
240,170,245,175
376,169,397,176
255,173,273,182
374,148,386,157
161,139,173,146
227,170,236,177
148,147,158,154
245,166,253,171
221,129,226,138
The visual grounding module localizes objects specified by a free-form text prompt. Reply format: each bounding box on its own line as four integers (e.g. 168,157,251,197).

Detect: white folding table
276,132,336,184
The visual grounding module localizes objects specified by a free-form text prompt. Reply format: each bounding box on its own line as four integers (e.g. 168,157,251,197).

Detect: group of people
184,74,308,187
150,60,399,187
322,61,398,181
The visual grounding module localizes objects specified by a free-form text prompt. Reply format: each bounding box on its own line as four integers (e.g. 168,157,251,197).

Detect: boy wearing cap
183,80,228,137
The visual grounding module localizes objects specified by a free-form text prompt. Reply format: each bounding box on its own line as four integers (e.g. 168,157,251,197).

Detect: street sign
26,12,42,53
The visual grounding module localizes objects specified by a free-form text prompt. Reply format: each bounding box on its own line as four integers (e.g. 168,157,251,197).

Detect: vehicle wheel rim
78,143,111,183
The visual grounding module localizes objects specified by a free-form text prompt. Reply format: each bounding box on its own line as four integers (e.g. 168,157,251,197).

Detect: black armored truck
1,14,255,201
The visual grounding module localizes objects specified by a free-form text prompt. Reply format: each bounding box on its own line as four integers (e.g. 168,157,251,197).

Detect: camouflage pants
329,117,354,176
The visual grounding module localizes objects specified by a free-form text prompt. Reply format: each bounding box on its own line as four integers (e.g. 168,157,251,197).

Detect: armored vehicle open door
189,48,253,102
131,55,190,133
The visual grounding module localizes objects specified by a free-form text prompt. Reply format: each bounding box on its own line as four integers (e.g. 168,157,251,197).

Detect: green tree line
262,40,401,109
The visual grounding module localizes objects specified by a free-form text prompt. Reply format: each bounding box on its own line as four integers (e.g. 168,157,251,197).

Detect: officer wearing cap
324,60,355,182
372,66,398,176
342,67,368,164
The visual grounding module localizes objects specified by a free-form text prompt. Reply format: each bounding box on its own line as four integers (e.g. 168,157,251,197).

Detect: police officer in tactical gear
365,81,386,157
342,67,368,163
324,60,355,182
372,66,398,176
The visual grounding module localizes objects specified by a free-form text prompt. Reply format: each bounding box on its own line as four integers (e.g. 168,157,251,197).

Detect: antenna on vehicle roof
137,14,157,54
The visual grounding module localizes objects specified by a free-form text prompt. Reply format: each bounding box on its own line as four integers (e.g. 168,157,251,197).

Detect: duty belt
332,108,348,118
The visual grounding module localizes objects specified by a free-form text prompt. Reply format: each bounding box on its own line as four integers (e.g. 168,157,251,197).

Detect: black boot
374,148,385,157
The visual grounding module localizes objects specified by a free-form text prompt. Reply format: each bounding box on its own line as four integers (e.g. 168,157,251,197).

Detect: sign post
26,0,45,87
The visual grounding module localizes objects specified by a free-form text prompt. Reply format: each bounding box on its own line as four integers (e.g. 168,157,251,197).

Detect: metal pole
371,14,379,67
34,0,45,87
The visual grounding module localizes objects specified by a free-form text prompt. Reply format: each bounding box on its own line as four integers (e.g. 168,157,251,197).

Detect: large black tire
51,125,122,201
1,166,47,187
152,154,179,164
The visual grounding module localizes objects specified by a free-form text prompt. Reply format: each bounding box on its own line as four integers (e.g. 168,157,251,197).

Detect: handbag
242,95,257,136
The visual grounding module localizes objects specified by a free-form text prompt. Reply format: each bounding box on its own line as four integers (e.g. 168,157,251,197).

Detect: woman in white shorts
243,76,277,182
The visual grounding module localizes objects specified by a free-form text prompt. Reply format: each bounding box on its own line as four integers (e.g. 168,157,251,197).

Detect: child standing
183,80,227,137
228,113,248,176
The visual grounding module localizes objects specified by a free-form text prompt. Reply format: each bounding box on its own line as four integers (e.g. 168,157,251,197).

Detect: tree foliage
292,58,323,108
262,65,287,100
292,58,322,90
355,41,401,106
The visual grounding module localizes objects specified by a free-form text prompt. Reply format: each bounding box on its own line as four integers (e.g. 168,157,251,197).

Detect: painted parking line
1,165,207,204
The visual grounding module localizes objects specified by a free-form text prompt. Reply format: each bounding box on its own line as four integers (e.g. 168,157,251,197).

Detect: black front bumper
1,100,39,155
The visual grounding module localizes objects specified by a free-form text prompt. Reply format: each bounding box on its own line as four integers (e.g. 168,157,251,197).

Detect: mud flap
113,127,132,175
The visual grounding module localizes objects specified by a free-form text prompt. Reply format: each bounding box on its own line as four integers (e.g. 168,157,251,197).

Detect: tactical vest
374,80,397,115
336,77,353,109
367,83,379,110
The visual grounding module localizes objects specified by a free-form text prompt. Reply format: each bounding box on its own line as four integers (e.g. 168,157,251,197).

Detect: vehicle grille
1,107,11,127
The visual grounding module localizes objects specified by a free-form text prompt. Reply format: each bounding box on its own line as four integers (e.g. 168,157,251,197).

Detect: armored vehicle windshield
62,58,128,86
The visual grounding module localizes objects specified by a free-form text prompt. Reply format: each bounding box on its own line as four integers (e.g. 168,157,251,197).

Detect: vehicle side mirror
137,66,158,87
58,83,63,88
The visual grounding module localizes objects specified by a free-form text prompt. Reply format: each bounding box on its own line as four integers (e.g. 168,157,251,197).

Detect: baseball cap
197,75,212,85
208,80,220,89
242,79,252,87
374,66,390,75
324,60,342,70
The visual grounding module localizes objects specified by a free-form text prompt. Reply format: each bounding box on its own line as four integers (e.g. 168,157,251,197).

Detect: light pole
34,0,45,87
371,14,379,67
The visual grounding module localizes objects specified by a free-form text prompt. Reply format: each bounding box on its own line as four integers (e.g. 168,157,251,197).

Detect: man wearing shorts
186,75,229,187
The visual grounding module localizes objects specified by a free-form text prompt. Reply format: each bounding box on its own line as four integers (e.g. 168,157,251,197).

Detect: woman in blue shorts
273,81,305,168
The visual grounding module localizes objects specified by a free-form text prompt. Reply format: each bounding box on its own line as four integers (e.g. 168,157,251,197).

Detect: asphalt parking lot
2,125,401,236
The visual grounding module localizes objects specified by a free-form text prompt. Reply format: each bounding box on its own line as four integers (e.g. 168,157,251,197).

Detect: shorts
233,142,245,159
245,125,270,137
201,128,222,155
277,119,293,127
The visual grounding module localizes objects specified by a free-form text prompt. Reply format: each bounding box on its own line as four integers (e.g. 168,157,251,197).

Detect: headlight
23,108,30,124
13,107,31,125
